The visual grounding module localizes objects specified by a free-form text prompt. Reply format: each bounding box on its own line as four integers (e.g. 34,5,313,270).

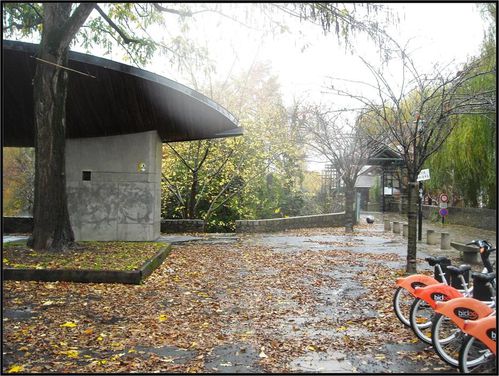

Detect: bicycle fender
434,297,494,330
395,274,439,295
463,316,497,355
413,283,463,309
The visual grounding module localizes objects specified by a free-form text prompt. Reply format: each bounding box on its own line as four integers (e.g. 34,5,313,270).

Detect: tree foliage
424,5,496,208
161,63,306,231
2,148,35,216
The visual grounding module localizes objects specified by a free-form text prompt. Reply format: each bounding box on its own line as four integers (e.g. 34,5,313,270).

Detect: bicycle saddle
425,256,450,267
446,265,472,275
471,272,496,283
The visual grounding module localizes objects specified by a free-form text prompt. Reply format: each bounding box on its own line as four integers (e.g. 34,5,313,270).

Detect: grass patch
3,241,164,271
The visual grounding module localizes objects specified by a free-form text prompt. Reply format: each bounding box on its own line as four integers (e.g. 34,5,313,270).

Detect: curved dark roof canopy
2,40,242,147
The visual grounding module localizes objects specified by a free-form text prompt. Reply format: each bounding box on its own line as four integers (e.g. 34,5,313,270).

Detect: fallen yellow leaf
158,314,168,322
61,350,79,358
307,345,317,351
60,321,77,328
7,365,24,373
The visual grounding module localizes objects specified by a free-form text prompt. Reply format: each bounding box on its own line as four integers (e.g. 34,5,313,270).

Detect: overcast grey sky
143,3,488,107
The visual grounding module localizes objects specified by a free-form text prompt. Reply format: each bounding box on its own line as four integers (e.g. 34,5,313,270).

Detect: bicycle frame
413,283,464,309
462,316,497,355
396,260,449,294
434,297,495,331
395,274,440,295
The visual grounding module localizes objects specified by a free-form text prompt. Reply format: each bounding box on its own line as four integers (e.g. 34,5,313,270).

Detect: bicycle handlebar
466,239,494,250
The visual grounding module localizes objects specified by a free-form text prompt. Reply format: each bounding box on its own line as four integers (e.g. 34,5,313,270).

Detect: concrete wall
65,131,162,241
2,216,33,233
236,212,346,233
422,205,496,231
161,219,205,233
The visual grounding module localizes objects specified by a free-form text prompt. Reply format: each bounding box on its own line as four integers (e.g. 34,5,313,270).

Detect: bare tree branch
95,4,142,44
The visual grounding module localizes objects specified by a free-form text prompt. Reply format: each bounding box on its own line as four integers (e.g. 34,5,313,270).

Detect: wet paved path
3,215,495,373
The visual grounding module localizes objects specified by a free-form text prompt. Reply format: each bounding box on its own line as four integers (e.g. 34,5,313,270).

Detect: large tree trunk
29,3,95,251
344,184,355,233
406,181,418,273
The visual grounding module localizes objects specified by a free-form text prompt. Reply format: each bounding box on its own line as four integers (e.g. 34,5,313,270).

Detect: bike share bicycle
427,240,496,369
393,240,493,331
408,240,495,346
459,315,496,373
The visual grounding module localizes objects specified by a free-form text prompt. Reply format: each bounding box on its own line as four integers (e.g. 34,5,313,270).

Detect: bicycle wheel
409,297,434,344
431,313,466,367
459,335,497,374
393,287,414,327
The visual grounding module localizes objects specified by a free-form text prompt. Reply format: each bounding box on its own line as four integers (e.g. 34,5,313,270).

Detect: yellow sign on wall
137,162,146,172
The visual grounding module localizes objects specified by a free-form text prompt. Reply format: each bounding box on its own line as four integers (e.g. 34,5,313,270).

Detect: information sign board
417,169,431,181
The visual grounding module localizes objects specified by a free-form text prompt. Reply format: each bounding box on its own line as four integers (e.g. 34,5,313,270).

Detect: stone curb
2,244,172,285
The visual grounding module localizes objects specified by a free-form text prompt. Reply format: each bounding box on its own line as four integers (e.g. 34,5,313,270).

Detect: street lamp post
418,181,423,241
414,113,425,241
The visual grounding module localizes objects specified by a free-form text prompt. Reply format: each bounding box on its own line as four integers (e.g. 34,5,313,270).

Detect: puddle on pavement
134,345,196,364
3,306,37,321
204,343,263,373
244,234,405,255
289,351,354,373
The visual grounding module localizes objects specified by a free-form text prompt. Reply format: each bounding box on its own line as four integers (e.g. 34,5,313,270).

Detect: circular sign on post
440,193,449,203
439,208,448,217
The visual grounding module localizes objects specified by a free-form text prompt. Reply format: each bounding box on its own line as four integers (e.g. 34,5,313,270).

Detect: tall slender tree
300,106,375,232
337,47,495,272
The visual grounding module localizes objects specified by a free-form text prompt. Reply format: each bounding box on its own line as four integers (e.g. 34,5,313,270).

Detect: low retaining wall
422,206,496,231
236,212,346,233
3,245,171,284
3,217,33,233
161,219,204,233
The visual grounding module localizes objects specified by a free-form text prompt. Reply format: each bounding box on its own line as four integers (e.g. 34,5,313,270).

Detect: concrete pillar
402,224,408,237
427,229,438,245
393,221,401,234
384,219,391,232
65,130,162,241
441,232,451,250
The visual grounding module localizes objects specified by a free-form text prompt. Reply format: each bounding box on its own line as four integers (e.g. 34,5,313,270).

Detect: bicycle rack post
384,219,391,232
427,229,438,245
440,232,450,250
393,221,401,234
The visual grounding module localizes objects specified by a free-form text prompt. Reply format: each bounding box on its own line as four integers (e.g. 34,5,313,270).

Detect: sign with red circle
440,193,449,203
439,208,448,217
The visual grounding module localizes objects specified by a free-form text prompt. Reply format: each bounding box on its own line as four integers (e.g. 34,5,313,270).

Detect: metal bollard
441,232,451,250
402,224,408,237
427,229,438,245
393,221,401,234
384,219,391,232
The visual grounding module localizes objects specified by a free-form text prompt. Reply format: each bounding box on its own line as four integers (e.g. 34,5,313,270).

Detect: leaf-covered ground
2,227,457,373
3,242,163,271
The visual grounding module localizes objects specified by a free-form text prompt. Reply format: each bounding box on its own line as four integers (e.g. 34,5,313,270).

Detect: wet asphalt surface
155,214,496,373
